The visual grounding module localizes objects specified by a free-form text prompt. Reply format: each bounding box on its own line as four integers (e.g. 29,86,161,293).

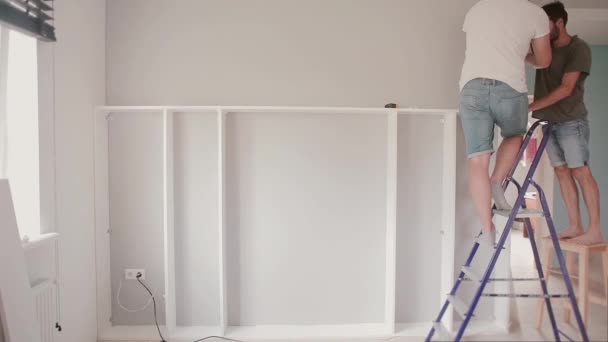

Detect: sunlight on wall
4,28,40,239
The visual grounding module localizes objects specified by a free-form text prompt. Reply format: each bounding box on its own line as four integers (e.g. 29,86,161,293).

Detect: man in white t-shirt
459,0,552,245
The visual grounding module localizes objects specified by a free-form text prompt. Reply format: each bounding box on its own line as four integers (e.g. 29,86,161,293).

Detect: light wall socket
124,269,145,280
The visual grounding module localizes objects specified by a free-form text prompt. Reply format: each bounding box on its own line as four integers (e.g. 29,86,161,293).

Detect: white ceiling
568,9,608,45
532,0,608,9
530,1,608,45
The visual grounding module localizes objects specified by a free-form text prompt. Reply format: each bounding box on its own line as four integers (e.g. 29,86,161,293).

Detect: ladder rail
503,120,546,189
507,178,533,221
425,120,590,342
425,243,480,341
427,121,543,342
526,214,559,341
454,203,516,341
518,124,561,341
455,121,554,342
523,211,561,341
559,329,576,342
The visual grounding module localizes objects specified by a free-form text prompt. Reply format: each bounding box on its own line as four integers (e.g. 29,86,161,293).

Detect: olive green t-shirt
532,36,592,123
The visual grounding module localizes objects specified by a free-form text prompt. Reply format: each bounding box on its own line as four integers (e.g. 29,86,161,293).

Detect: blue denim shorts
546,118,590,168
459,78,529,158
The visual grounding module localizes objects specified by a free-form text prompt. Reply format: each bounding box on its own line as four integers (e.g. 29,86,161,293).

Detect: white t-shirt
459,0,550,92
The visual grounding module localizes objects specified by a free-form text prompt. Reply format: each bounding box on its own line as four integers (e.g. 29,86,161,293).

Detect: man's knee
468,154,491,170
571,165,592,181
502,135,523,143
554,165,571,179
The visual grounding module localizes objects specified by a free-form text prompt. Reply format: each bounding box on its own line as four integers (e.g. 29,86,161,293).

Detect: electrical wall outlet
124,269,145,280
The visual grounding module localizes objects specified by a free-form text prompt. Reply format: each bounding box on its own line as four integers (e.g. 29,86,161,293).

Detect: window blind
0,0,55,42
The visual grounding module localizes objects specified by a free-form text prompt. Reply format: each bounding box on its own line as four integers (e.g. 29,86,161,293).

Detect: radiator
32,280,57,342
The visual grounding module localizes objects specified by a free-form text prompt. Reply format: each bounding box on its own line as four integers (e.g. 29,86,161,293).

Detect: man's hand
529,72,581,112
529,101,540,112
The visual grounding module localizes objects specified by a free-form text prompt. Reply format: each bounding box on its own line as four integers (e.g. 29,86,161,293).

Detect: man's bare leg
469,153,496,245
490,136,523,210
570,166,604,245
554,165,585,239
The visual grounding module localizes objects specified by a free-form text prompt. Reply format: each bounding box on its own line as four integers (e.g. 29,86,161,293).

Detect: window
0,0,56,42
0,25,41,240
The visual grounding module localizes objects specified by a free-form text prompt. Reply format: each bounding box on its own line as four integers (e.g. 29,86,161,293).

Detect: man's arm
525,44,535,65
529,72,581,112
526,52,540,66
526,34,552,68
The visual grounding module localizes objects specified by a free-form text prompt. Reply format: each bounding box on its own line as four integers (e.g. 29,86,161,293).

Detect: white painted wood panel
395,115,445,323
108,112,165,325
225,112,388,325
173,112,221,326
94,106,458,340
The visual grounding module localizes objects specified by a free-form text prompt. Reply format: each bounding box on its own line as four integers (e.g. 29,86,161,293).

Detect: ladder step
493,208,545,218
448,295,470,318
558,329,576,342
433,322,452,341
482,293,570,298
461,276,543,282
487,277,544,282
461,266,481,283
427,122,591,342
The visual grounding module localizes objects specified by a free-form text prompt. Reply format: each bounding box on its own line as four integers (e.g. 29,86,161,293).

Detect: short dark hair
542,1,568,25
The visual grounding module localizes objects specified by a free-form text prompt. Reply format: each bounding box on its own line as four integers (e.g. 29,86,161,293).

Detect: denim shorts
546,118,590,168
459,78,529,158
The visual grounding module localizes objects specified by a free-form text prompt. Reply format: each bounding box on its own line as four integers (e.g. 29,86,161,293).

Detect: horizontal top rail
31,279,54,295
96,105,458,115
22,232,59,252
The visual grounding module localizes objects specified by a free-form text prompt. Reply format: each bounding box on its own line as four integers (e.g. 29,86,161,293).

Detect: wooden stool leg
603,250,608,305
567,251,576,276
579,248,590,326
564,251,577,323
537,243,554,329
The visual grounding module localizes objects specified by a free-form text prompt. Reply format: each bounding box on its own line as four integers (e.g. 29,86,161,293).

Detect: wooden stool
536,237,608,329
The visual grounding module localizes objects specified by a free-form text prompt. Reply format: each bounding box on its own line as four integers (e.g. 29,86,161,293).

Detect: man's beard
550,27,560,41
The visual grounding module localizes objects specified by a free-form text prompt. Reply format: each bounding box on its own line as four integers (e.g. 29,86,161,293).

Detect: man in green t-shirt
530,1,603,245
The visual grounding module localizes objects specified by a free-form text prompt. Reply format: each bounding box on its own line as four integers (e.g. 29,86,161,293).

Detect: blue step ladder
426,120,590,342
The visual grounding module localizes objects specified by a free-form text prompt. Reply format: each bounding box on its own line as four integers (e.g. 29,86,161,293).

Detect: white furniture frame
94,105,458,341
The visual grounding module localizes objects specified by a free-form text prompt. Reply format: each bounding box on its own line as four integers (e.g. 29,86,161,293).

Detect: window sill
21,232,59,252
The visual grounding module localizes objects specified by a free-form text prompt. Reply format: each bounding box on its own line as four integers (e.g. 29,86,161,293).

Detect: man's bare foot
570,229,605,246
558,226,584,239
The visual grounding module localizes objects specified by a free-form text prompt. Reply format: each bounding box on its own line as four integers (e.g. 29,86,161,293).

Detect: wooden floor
99,230,608,342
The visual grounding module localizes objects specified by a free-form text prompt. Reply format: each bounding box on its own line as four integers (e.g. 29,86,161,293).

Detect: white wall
105,0,490,328
106,0,474,108
0,310,4,342
225,112,387,325
50,0,106,341
173,112,221,326
108,112,166,325
395,115,444,322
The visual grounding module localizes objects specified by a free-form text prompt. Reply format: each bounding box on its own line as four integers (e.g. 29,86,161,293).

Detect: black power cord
135,273,243,342
194,337,242,342
135,273,167,342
